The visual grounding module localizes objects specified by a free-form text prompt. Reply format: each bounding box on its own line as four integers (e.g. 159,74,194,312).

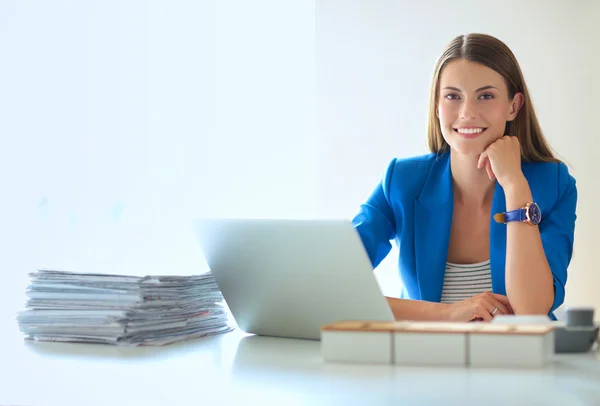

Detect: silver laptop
191,218,394,340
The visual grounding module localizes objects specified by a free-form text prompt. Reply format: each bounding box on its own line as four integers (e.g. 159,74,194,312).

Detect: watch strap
504,208,526,222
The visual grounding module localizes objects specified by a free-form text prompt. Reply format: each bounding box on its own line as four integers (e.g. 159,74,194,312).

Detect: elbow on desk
509,298,554,318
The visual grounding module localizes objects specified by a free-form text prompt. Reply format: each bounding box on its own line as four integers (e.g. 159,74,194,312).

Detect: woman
353,33,577,322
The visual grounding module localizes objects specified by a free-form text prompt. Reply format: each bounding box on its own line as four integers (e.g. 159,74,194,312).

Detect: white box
468,324,555,368
321,321,556,369
393,322,472,367
321,321,395,364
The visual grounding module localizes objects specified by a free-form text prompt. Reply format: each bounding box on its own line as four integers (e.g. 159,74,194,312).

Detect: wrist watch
494,202,542,225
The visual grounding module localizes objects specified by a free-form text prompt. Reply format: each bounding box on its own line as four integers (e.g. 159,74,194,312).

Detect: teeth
456,128,484,134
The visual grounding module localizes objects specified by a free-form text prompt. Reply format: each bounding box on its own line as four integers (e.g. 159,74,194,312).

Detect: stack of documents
16,270,234,346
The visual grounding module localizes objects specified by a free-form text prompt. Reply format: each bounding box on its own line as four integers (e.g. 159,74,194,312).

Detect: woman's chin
447,140,487,157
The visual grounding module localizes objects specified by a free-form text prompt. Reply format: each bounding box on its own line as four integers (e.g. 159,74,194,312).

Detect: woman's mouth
453,127,487,139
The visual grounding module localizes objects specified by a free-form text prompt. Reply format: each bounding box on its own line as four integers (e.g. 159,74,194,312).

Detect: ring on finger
491,307,498,316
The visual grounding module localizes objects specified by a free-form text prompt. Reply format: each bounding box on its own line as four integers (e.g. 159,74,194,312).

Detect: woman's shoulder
523,160,575,186
522,160,576,203
379,152,445,197
385,152,441,174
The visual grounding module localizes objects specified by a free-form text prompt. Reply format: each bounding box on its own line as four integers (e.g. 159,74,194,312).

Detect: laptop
191,218,395,340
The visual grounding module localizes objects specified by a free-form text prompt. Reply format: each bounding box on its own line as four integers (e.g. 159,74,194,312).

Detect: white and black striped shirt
440,259,493,304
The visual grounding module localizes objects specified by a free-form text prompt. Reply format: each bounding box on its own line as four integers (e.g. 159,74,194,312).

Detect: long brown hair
427,33,559,163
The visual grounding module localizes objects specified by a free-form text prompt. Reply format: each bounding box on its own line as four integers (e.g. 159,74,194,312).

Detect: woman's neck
450,151,496,208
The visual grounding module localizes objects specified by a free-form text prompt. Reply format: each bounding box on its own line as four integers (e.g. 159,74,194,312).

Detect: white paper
17,269,234,346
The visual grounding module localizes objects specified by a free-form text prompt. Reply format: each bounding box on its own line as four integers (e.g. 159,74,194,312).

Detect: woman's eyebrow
442,85,498,92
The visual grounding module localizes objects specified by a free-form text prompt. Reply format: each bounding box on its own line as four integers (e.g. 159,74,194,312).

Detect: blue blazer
352,151,578,317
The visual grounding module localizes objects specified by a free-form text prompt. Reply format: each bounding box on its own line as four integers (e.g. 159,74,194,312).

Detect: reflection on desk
230,333,600,405
2,330,600,406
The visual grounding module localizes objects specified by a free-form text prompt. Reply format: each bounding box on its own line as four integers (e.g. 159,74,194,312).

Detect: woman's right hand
442,292,513,322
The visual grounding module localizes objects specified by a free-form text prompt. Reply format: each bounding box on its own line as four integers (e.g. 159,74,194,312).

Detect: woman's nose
459,99,477,119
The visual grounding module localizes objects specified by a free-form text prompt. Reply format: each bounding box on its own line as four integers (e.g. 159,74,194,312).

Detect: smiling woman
428,36,559,165
352,33,577,323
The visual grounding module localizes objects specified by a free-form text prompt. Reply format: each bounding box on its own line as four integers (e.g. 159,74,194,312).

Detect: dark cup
564,307,595,327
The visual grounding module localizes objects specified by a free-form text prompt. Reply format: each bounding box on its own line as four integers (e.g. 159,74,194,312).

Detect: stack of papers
16,270,234,346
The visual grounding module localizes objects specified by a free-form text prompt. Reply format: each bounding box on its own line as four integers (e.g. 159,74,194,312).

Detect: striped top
440,259,492,304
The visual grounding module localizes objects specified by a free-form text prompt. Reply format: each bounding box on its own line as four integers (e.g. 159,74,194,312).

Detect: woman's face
437,59,523,157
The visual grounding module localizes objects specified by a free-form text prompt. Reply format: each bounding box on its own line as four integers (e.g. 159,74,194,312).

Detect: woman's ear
508,92,524,121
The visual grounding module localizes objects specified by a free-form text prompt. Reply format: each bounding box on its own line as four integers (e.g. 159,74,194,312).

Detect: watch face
527,203,541,225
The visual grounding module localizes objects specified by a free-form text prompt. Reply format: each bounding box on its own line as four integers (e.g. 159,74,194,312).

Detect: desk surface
2,326,600,406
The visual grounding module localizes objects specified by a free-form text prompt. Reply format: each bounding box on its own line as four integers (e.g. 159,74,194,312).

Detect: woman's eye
479,93,494,100
445,94,460,100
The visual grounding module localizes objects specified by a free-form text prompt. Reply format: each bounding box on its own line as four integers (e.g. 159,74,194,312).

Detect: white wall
215,1,317,220
0,0,317,329
0,0,598,325
565,0,600,308
317,0,600,306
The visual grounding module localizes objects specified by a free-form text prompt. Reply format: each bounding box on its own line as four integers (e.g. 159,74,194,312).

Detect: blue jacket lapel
414,152,508,302
414,153,453,302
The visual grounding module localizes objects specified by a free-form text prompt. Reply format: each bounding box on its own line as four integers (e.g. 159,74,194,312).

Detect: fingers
477,298,503,318
478,152,495,180
482,292,512,315
490,293,511,305
477,152,488,170
471,293,513,322
474,308,493,322
488,299,509,316
454,293,514,323
485,162,495,180
486,296,510,315
469,300,496,322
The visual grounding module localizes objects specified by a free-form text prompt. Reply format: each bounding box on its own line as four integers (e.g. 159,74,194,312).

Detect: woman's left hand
477,135,525,188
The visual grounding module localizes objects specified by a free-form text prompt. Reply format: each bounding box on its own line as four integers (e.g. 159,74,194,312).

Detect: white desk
2,325,600,406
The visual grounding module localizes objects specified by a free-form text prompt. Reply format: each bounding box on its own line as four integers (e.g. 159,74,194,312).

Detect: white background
1,0,599,338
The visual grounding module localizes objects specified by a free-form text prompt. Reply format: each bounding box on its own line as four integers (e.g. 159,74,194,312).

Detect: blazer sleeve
540,163,578,312
351,158,399,268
